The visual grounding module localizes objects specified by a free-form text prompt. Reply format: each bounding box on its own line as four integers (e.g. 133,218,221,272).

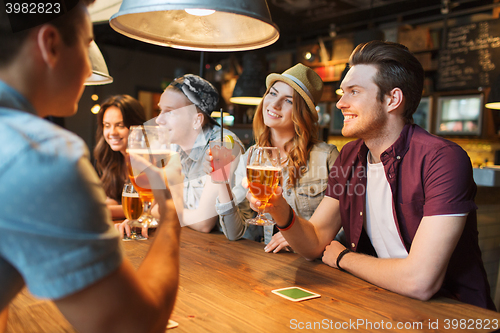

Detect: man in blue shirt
0,1,182,332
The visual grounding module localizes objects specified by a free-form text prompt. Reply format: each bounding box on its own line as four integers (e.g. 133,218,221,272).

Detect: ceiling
91,0,498,63
268,0,496,41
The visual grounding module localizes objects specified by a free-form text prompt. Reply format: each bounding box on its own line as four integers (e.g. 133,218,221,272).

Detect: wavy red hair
253,84,320,188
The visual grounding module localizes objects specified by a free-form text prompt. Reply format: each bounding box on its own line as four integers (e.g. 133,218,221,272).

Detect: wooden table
6,228,500,332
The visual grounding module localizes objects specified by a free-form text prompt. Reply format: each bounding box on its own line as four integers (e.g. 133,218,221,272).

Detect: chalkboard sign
437,20,500,91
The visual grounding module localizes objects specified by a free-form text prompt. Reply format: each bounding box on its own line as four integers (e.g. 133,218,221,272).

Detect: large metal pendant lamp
109,0,280,51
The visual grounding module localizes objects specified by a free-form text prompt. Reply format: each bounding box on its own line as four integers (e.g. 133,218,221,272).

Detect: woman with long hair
209,63,339,252
94,94,146,219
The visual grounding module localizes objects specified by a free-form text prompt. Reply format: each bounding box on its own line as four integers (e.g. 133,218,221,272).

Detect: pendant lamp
486,75,500,110
109,0,280,51
230,53,267,105
85,41,114,86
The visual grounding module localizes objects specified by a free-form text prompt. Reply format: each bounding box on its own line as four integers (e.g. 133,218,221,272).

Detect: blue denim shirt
174,125,244,212
216,142,339,241
0,81,122,306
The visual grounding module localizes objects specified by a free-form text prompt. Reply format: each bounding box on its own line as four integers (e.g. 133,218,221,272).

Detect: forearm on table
183,212,218,233
338,252,444,301
153,200,218,232
340,216,464,301
278,215,328,260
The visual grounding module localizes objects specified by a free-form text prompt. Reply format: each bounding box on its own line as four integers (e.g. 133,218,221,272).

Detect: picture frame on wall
414,96,432,132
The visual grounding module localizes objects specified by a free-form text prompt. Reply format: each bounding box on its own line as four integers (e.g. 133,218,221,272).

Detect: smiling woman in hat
209,64,339,252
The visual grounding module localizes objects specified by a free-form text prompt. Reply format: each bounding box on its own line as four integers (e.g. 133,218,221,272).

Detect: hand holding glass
245,146,281,225
126,125,169,228
210,136,239,184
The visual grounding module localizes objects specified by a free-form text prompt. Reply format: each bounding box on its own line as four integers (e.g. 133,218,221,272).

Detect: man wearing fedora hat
246,41,494,310
213,63,338,251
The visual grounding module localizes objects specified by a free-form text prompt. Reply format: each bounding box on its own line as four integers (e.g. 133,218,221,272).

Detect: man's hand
243,178,291,226
322,240,347,269
128,151,183,225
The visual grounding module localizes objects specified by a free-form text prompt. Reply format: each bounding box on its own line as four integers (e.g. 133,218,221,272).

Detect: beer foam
122,192,140,198
127,148,171,154
247,165,281,171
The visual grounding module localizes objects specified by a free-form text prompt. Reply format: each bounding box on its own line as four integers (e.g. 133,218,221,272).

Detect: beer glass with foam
245,146,281,225
126,125,170,228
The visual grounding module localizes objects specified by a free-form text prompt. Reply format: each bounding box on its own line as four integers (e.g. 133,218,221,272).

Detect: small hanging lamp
85,41,114,86
109,0,280,51
486,76,500,110
230,52,267,105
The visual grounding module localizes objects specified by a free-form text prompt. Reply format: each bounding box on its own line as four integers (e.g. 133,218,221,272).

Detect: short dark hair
349,40,424,124
0,0,95,67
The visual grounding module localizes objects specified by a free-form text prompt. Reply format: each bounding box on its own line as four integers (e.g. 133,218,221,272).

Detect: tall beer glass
122,182,143,221
245,146,281,225
126,125,170,228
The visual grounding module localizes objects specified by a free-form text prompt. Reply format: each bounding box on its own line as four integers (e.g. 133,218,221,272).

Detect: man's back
0,82,122,309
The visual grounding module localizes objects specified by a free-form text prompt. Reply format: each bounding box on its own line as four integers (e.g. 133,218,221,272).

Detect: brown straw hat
266,63,323,113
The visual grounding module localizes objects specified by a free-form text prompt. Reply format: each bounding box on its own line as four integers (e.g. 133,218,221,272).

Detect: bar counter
6,228,500,332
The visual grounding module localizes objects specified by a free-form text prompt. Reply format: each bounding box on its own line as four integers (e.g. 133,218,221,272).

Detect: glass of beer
126,125,170,228
122,182,143,224
245,146,281,225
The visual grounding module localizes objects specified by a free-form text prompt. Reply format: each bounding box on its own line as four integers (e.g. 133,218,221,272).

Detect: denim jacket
176,125,243,211
216,142,339,241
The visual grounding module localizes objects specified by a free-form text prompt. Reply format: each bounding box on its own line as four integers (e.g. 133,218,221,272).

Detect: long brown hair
94,95,146,202
253,84,319,188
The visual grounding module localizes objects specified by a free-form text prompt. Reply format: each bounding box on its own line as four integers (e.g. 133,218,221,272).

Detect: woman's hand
264,231,293,253
114,220,149,239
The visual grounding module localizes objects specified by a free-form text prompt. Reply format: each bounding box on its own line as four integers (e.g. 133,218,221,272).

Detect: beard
341,104,387,140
